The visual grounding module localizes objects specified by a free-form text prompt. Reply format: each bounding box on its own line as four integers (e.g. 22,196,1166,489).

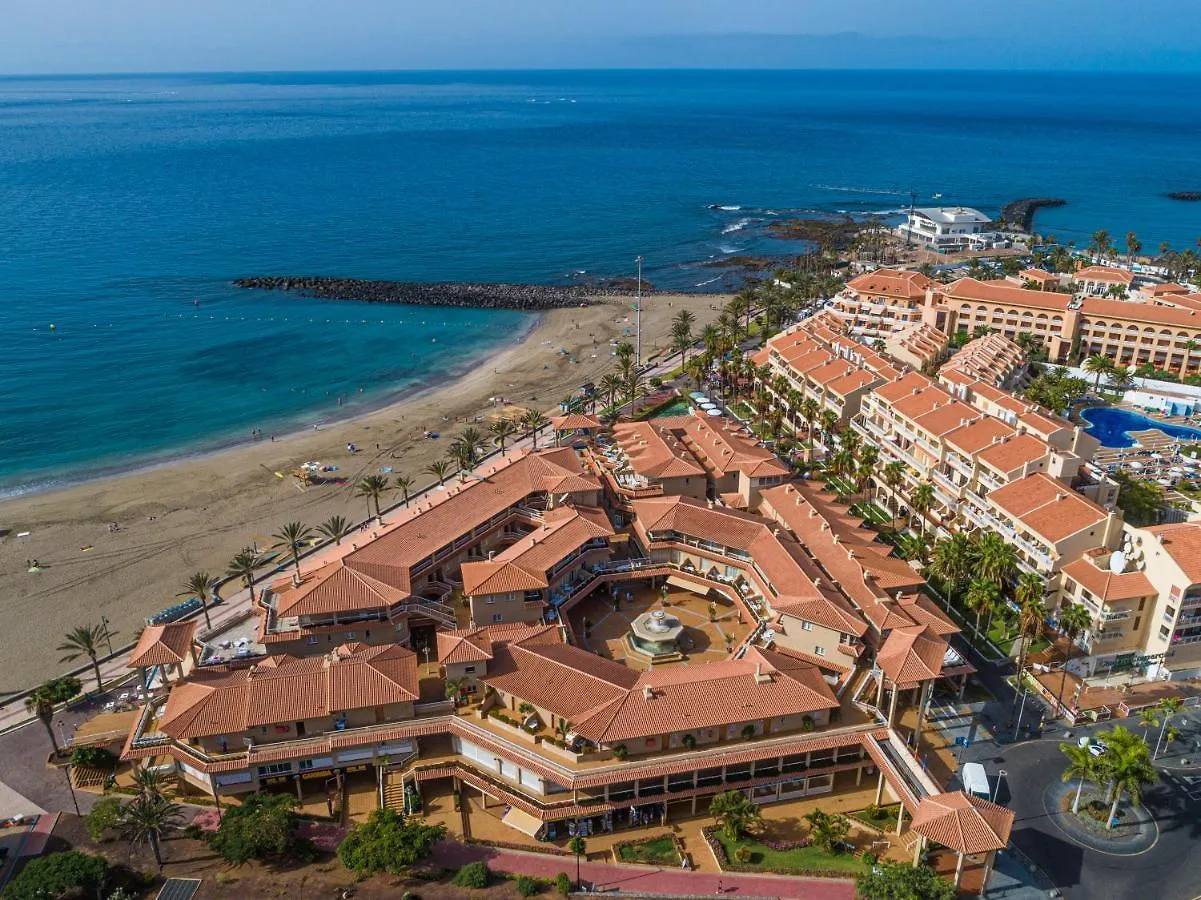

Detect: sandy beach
0,293,726,691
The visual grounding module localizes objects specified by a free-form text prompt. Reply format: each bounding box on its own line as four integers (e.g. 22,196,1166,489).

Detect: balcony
931,469,963,499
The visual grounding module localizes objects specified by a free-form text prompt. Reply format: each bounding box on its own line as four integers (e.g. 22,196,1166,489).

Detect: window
487,597,497,604
464,665,477,675
814,646,826,656
1134,617,1141,632
256,762,292,777
800,621,814,632
344,632,356,640
298,759,315,771
305,636,319,645
492,614,504,623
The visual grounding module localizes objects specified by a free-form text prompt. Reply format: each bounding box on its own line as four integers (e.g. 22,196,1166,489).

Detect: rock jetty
234,276,600,310
999,197,1066,232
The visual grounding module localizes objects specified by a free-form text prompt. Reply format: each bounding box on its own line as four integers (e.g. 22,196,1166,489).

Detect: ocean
2,69,1200,494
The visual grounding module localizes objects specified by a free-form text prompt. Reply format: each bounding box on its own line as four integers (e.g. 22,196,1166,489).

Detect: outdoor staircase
382,771,406,812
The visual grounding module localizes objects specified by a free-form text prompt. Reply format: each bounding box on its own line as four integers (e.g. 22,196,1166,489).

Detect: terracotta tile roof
460,505,614,596
343,448,600,591
612,420,707,479
1062,556,1155,603
272,560,409,619
1147,282,1189,296
1143,522,1201,585
988,473,1110,544
872,372,939,405
894,594,958,637
912,791,1014,854
877,624,948,687
845,269,933,300
943,277,1074,311
437,623,563,668
912,400,981,438
1080,296,1201,329
483,640,639,724
569,647,839,744
941,333,1026,386
128,621,196,669
775,591,869,638
157,643,419,740
1020,269,1059,284
976,433,1052,475
630,495,830,608
550,413,602,431
1074,265,1134,285
943,418,1017,456
671,415,790,480
759,483,929,635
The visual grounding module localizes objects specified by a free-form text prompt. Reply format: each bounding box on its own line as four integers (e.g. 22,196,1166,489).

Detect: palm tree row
1060,725,1156,829
928,531,1021,640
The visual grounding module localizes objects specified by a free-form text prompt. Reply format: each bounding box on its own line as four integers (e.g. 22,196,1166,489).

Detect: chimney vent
643,685,654,700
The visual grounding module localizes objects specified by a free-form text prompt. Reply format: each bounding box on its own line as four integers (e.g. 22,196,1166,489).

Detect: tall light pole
100,616,114,657
635,256,643,367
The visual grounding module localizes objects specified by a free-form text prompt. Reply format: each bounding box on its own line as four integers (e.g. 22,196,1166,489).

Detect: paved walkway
20,813,58,857
431,840,855,899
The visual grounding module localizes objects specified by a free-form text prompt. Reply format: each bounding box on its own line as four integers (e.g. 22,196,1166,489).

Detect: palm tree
490,418,519,452
1055,602,1092,715
456,426,487,466
131,764,165,800
964,578,1000,639
520,409,549,449
910,483,935,534
1110,365,1136,391
671,309,696,363
1100,726,1157,830
929,533,974,600
1083,354,1112,392
1153,697,1183,758
423,459,452,486
24,687,59,754
226,549,267,604
708,790,763,841
1010,574,1047,715
598,372,624,412
569,836,586,890
364,473,397,519
317,515,352,546
1090,229,1112,263
272,522,314,580
394,474,415,506
818,409,839,444
1125,231,1142,266
1137,706,1160,744
803,808,851,854
974,531,1017,586
119,793,181,869
880,461,905,517
447,442,474,479
57,623,111,692
179,571,220,632
1180,340,1199,379
1060,741,1103,815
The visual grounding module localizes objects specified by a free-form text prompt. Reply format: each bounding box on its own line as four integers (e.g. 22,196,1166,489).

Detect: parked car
1078,735,1107,757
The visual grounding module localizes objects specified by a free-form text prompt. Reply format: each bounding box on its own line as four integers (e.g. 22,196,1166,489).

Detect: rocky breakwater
999,198,1066,233
234,276,599,310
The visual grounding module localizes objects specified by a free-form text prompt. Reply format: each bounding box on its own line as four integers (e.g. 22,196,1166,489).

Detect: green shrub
516,874,541,896
71,747,118,769
3,851,108,900
612,745,628,760
336,808,446,877
84,797,123,842
452,861,489,889
554,872,572,896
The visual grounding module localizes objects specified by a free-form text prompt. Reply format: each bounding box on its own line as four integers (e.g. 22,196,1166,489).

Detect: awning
666,575,712,596
502,806,544,839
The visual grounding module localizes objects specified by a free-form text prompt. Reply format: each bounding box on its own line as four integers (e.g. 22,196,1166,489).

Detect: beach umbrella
1129,461,1144,469
707,409,723,417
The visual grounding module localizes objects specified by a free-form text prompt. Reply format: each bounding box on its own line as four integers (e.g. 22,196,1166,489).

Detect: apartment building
255,448,602,654
830,269,934,339
1073,265,1134,297
896,207,999,252
759,317,903,430
883,323,948,372
601,414,790,511
938,333,1026,389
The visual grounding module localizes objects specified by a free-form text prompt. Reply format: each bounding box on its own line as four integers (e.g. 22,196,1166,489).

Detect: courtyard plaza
567,582,756,670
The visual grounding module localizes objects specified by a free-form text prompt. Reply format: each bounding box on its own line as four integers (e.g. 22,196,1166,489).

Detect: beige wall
195,700,416,753
469,590,543,627
772,613,849,661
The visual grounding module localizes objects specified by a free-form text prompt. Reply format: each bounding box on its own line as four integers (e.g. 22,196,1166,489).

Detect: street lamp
100,616,114,657
634,256,643,367
992,770,1007,804
62,761,81,817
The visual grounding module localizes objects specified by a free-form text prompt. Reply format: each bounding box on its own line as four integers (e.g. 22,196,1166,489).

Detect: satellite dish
1109,550,1127,574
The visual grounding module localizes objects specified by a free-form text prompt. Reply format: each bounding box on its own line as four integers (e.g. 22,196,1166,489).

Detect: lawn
846,804,902,833
713,832,868,877
616,835,681,866
849,501,893,527
821,473,859,499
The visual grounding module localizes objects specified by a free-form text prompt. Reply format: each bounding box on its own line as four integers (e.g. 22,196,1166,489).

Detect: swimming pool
649,399,692,418
1080,407,1201,448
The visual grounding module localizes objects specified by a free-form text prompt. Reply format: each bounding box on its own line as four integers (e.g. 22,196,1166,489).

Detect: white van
961,762,990,800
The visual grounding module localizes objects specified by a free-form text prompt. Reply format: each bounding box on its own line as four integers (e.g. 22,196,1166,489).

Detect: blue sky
4,0,1199,74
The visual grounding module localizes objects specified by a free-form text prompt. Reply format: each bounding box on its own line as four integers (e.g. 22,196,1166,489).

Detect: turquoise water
4,70,1201,493
650,399,693,418
1080,407,1201,448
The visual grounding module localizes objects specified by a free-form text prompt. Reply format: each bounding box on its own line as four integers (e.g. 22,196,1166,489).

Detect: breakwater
1000,198,1066,232
234,276,602,310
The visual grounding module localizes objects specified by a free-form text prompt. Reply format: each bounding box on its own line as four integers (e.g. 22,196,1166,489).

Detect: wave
721,218,752,234
707,204,742,211
813,184,908,196
717,243,743,254
694,275,723,287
